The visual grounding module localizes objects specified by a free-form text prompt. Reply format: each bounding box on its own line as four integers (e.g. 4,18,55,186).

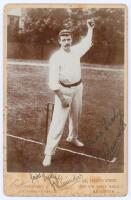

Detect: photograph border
3,3,128,196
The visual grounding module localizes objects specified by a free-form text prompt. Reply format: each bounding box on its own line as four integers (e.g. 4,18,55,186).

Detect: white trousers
44,82,83,155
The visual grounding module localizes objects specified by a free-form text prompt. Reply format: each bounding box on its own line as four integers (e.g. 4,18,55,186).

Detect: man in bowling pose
43,19,95,166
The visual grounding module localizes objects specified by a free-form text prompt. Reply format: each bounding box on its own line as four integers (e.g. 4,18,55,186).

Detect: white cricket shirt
49,29,93,90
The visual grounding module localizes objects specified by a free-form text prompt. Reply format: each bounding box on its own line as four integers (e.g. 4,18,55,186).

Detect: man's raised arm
72,19,95,57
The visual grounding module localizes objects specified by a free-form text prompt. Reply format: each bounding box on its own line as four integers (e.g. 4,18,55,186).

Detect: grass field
7,60,124,172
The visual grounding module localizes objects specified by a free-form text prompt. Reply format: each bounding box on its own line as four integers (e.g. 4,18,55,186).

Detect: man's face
59,35,72,52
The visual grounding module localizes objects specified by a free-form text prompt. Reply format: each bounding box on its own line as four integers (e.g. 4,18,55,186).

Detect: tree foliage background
8,8,124,64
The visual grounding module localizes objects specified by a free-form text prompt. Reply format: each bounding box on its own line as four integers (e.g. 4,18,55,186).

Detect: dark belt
60,79,82,88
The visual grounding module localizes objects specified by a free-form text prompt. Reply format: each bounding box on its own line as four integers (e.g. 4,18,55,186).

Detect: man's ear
58,38,61,44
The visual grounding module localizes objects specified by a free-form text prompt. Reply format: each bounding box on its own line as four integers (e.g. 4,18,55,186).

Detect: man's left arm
72,19,95,57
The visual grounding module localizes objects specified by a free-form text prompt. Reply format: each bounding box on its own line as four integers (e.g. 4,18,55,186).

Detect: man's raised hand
87,19,95,29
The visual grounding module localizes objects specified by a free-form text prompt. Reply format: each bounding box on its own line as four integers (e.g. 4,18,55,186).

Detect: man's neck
61,47,71,53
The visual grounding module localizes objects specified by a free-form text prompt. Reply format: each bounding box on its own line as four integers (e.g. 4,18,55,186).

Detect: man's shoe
42,155,52,167
66,138,84,147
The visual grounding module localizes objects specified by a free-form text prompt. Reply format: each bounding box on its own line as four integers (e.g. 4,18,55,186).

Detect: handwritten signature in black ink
103,108,126,159
86,108,126,147
30,173,83,192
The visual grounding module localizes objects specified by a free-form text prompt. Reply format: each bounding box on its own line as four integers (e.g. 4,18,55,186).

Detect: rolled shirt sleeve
72,28,93,57
49,54,61,90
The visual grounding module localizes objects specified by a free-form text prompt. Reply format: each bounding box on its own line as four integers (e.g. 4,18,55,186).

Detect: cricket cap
59,29,72,37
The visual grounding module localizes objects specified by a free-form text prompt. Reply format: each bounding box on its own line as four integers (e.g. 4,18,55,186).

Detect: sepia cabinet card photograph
3,3,128,196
